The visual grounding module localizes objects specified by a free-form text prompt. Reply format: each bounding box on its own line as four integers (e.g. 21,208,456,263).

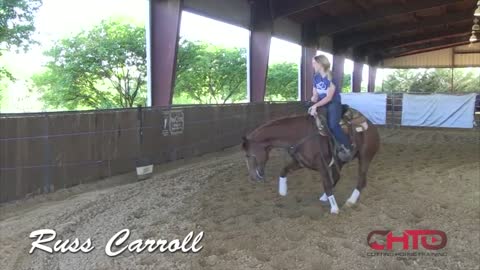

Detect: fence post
43,114,52,193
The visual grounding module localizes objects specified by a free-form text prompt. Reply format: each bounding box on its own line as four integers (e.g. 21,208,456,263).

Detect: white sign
162,110,184,136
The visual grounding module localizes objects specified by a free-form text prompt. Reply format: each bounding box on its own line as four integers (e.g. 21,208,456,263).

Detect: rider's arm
313,83,336,107
311,87,318,102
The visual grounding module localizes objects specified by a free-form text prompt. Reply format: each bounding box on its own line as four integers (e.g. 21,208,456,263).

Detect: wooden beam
350,0,369,12
300,46,317,101
390,42,472,58
315,0,463,35
387,31,470,50
383,36,474,58
249,0,273,102
368,66,377,93
358,23,471,56
332,55,345,91
453,50,480,54
352,61,363,92
150,0,183,106
334,11,472,50
272,0,332,18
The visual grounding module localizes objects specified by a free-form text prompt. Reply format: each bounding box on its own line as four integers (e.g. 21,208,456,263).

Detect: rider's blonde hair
314,55,333,80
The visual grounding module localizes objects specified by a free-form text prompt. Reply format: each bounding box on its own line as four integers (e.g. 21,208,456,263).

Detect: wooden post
249,0,273,102
368,66,377,93
332,54,345,92
300,46,317,101
150,0,183,106
352,61,363,92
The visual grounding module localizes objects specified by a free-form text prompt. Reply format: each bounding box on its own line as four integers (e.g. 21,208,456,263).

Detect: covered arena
1,0,480,270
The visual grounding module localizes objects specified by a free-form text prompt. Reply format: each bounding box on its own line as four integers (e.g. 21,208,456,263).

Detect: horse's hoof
330,209,339,215
344,201,355,208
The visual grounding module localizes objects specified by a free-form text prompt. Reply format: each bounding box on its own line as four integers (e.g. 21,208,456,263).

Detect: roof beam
333,10,472,50
354,24,470,56
383,36,473,58
357,23,472,56
315,0,463,35
386,31,470,50
387,41,473,58
271,0,332,18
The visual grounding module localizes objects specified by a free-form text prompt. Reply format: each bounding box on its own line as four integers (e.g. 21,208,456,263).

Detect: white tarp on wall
340,93,387,125
401,93,477,128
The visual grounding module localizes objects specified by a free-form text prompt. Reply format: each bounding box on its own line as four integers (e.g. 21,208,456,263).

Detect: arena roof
183,0,479,66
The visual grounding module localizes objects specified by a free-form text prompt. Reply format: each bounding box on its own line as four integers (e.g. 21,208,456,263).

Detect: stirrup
314,116,328,136
337,146,353,162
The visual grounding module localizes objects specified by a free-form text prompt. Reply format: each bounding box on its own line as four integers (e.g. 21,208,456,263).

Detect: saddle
314,105,369,138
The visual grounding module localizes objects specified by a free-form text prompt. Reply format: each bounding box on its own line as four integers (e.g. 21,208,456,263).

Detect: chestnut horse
241,113,380,214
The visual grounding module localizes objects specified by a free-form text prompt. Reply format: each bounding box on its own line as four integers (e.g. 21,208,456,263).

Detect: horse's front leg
320,168,340,214
319,167,340,204
278,160,301,196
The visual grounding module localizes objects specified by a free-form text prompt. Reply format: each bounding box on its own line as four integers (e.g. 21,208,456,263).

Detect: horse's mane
246,113,310,141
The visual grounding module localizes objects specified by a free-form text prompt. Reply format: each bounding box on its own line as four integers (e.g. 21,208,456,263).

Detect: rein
245,131,337,185
285,133,321,155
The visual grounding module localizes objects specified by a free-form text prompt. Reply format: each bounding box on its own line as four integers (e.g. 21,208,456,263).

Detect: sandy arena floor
0,128,479,270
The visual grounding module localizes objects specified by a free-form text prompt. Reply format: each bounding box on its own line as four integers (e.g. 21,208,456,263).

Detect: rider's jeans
326,101,350,148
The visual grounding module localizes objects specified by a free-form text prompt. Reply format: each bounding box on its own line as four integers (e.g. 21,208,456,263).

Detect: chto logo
367,230,447,251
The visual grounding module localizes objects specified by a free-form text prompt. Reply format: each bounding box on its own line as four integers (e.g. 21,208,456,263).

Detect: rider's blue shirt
313,73,341,104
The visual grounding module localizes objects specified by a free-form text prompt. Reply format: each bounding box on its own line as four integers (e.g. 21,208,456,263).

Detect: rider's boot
338,144,353,162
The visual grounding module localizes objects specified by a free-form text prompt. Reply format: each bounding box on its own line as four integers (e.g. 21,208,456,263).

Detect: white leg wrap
279,177,287,196
328,195,339,214
319,193,328,202
347,189,360,204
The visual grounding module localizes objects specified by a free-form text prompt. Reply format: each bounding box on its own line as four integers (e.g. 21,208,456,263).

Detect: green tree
383,69,427,92
33,19,147,110
341,74,351,93
174,40,247,104
265,62,298,101
383,68,480,93
451,69,480,92
0,0,42,80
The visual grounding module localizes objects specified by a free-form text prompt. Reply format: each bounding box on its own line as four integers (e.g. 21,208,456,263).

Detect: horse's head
241,136,269,182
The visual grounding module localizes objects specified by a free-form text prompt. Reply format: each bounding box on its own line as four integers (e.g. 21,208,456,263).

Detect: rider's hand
308,105,318,116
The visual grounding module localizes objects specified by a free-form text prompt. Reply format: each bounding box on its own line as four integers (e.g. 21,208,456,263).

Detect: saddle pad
340,108,369,132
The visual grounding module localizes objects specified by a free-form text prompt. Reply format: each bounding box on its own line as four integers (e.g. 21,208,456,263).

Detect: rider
308,55,352,162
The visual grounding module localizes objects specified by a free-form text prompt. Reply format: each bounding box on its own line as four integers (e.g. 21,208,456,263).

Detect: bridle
244,132,321,180
244,153,265,180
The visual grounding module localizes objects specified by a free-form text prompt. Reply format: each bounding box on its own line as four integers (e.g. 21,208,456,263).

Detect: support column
300,46,317,101
352,61,363,93
332,54,345,92
368,66,377,93
150,0,182,106
249,0,273,103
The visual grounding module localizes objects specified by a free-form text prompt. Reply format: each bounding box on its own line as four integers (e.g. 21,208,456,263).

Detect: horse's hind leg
278,160,302,196
345,157,369,207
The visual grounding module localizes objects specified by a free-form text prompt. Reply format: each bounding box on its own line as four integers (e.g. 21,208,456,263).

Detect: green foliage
383,68,480,93
174,39,247,104
0,0,42,80
265,62,298,101
341,74,351,93
33,19,147,110
0,79,6,106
